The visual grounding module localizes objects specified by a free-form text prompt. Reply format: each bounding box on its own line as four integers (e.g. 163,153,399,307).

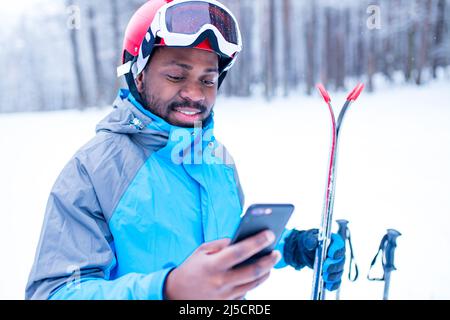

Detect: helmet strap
125,69,146,107
218,70,228,89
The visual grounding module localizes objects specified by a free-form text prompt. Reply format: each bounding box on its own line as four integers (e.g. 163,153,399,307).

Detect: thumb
199,238,231,254
303,229,319,251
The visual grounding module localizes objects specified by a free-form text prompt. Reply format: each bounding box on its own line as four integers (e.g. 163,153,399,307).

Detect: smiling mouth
177,110,200,115
173,107,203,116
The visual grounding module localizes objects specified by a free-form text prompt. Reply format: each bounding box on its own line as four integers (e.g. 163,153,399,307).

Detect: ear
135,72,145,94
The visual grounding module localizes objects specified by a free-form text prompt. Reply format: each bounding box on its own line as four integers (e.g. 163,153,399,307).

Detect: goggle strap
117,61,132,77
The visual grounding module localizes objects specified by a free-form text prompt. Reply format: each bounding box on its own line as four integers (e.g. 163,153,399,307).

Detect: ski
311,83,365,300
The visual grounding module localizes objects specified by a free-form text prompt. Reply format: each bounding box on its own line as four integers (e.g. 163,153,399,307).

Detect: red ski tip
347,83,365,101
316,84,331,103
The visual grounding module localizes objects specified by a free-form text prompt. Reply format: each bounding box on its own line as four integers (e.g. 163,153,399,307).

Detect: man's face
136,46,219,128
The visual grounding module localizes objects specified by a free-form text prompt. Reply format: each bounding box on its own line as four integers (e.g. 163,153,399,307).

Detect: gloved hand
283,229,345,291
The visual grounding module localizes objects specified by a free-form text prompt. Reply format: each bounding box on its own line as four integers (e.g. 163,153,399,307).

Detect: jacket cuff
274,228,293,269
144,266,176,300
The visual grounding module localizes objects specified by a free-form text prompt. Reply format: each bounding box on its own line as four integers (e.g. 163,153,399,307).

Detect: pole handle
336,219,349,240
384,229,401,272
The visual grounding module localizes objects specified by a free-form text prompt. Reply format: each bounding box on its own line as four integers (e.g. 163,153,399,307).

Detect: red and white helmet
117,0,242,98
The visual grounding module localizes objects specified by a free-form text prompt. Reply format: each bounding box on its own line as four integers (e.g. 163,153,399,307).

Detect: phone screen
230,204,294,268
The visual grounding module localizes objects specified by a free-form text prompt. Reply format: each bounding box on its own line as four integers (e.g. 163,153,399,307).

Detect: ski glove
284,229,345,291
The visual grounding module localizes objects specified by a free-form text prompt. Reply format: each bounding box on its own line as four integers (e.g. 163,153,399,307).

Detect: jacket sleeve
25,155,173,300
274,229,293,269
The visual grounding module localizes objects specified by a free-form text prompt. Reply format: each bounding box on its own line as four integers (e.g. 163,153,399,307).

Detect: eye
202,79,216,87
167,75,184,82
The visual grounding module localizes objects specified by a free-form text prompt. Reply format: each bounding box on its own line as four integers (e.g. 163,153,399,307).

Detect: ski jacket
25,89,289,300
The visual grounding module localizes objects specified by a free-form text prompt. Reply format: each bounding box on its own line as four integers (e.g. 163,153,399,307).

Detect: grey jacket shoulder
75,131,150,222
25,130,150,300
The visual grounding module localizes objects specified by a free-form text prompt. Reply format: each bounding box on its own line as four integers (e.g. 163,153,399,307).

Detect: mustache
169,101,207,113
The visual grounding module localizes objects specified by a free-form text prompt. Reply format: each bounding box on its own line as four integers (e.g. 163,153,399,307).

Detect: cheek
205,91,217,109
144,78,179,103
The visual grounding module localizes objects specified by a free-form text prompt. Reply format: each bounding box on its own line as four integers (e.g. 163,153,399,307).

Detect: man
26,0,345,300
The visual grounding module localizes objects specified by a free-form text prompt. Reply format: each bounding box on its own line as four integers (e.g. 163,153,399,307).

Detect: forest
0,0,448,112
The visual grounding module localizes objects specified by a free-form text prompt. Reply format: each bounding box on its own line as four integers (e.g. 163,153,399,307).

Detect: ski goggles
151,0,242,59
117,0,242,78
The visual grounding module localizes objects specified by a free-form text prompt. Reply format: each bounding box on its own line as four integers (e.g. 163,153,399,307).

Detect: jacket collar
97,89,217,160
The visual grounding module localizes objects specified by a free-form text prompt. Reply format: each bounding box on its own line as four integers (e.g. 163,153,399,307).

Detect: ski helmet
118,0,243,101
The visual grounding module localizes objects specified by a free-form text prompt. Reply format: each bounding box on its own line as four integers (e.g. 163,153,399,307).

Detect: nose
179,81,205,103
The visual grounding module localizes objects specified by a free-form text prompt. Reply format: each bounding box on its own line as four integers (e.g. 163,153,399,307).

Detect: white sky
1,0,34,16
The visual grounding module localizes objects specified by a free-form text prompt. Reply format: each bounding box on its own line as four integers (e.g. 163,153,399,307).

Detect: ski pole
367,229,402,300
382,229,401,300
335,219,359,300
311,83,364,300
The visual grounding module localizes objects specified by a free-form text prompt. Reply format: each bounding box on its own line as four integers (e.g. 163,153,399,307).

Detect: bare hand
164,230,281,300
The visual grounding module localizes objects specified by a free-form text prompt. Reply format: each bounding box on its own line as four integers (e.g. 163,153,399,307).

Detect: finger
225,251,281,287
199,238,232,254
229,271,271,299
328,234,345,259
216,230,276,270
302,229,319,251
325,280,342,291
323,270,344,282
323,256,345,274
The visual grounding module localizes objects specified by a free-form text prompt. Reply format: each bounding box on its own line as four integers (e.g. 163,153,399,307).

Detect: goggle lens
165,1,239,45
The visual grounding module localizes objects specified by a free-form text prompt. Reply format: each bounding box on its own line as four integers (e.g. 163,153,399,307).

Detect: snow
1,79,450,300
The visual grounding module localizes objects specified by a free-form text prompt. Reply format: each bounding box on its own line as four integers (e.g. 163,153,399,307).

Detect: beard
140,90,211,128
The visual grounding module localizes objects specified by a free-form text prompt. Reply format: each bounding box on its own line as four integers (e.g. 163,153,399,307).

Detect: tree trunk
236,0,251,96
416,0,432,85
405,24,416,82
282,0,292,97
367,30,376,92
382,0,394,82
322,7,331,87
305,1,317,95
355,3,366,79
110,0,122,97
67,0,87,109
265,0,276,100
432,0,446,78
335,8,345,90
88,5,106,104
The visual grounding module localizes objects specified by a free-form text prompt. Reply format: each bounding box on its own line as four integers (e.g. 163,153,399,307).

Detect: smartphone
230,203,295,268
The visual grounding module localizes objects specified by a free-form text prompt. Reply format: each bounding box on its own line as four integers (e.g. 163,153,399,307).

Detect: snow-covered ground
1,79,449,300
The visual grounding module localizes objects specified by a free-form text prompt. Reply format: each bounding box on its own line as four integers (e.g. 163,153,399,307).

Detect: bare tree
264,0,276,100
405,16,417,82
4,0,450,113
237,0,253,96
88,4,107,104
305,0,317,95
432,0,447,78
66,0,87,108
110,0,122,94
416,0,433,85
282,0,292,96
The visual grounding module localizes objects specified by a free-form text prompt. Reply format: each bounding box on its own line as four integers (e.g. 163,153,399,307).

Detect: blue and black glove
284,229,345,291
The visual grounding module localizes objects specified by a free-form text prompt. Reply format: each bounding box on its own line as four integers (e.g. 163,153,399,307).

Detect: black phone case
230,203,295,268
